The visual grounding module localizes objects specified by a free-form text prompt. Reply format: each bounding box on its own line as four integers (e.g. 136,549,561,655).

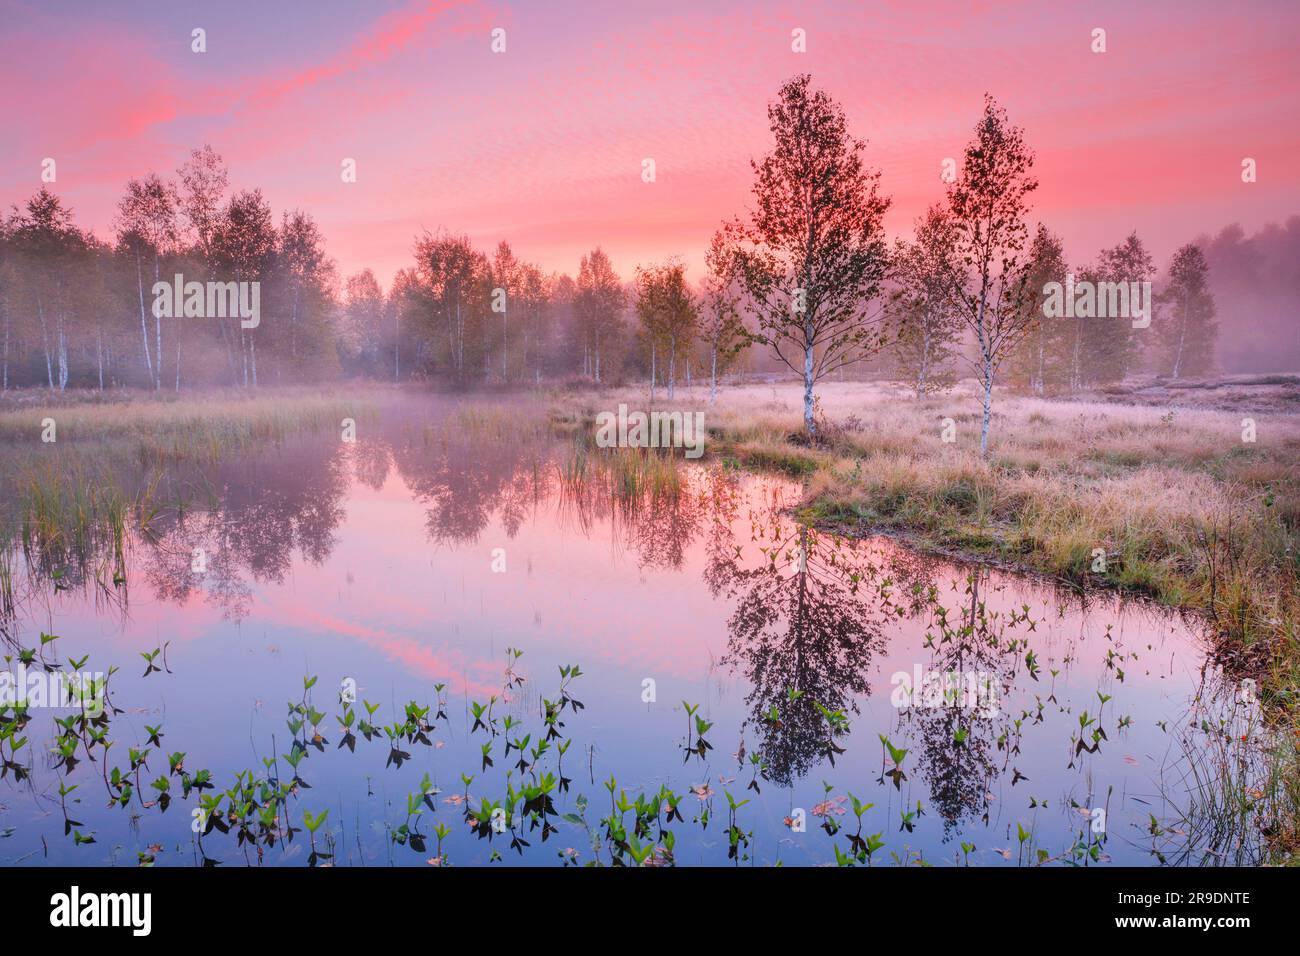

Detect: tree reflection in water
705,489,919,787
896,569,1022,836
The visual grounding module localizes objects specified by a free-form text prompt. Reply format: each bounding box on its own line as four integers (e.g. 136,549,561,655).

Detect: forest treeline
0,75,1290,406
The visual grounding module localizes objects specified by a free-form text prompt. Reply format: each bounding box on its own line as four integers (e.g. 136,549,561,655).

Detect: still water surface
0,406,1250,866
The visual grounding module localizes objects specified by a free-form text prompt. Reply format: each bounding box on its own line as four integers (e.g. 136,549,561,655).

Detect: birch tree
575,247,623,384
412,231,484,382
342,269,384,376
944,95,1039,457
699,229,748,404
8,190,87,390
1006,226,1068,394
1158,243,1217,379
211,189,275,386
491,241,519,382
176,145,228,265
890,205,962,397
115,174,177,389
635,260,695,400
635,264,664,399
1080,231,1155,385
729,74,891,438
173,145,228,388
277,210,328,370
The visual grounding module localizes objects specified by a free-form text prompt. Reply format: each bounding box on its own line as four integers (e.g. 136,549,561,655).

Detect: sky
2,0,1297,289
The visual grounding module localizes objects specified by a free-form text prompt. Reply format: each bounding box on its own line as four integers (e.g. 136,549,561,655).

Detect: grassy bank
560,380,1297,663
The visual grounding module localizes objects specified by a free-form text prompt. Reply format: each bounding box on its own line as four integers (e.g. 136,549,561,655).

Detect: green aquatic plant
140,648,163,676
815,701,849,765
879,734,908,790
724,790,751,863
303,808,330,867
0,579,1229,870
681,701,714,761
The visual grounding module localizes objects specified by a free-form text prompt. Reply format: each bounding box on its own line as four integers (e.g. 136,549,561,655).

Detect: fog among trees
0,79,1294,397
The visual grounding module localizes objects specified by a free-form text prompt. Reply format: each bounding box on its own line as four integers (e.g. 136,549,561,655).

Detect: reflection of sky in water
1,427,1233,867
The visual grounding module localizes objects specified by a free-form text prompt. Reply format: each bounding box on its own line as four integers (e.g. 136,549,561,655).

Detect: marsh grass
14,460,135,587
448,402,550,445
0,389,382,593
556,429,686,530
1163,702,1289,866
0,543,15,620
563,435,684,501
0,389,371,463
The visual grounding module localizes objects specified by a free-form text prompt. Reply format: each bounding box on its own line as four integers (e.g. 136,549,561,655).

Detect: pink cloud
1,0,1296,288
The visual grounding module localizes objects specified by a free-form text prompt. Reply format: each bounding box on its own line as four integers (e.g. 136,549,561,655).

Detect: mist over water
0,403,1261,867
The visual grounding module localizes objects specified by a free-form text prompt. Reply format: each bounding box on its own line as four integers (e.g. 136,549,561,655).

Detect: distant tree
387,267,423,382
635,265,664,397
729,74,891,437
490,241,519,381
211,189,276,385
342,269,384,375
412,231,485,383
172,146,229,389
488,241,548,383
575,247,624,384
635,260,695,400
0,214,27,390
546,272,578,378
115,174,178,389
944,94,1039,457
0,219,10,389
79,239,118,389
274,210,336,382
176,145,228,265
7,189,89,390
1158,244,1217,379
1079,231,1155,385
514,262,548,383
1006,226,1069,394
1199,218,1300,373
889,205,962,397
699,229,749,404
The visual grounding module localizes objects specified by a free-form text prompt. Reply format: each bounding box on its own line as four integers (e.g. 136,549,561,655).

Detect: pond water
0,401,1263,866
